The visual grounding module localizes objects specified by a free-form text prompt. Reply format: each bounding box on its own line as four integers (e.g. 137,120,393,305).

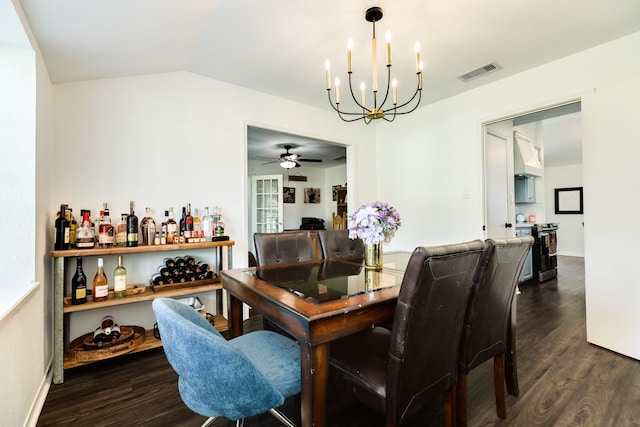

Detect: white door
251,174,284,238
484,127,513,239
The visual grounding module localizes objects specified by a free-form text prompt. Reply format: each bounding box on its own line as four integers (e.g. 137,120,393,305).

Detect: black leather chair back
253,231,314,266
459,236,534,372
385,239,485,424
317,229,364,259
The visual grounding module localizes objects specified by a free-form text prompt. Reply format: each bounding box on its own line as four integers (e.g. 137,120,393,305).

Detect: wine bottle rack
51,240,234,384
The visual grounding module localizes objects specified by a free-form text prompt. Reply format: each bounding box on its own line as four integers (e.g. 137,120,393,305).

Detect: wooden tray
68,326,145,363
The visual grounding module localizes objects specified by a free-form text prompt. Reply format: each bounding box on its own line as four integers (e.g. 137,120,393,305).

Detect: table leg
300,342,329,427
227,294,243,338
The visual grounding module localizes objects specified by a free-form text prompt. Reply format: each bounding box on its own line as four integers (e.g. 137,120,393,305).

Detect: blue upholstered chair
152,298,300,427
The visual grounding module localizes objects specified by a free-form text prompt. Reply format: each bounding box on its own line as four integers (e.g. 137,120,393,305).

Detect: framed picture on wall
304,187,321,204
283,187,295,203
554,187,583,214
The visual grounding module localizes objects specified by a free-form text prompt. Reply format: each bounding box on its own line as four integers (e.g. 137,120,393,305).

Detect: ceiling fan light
280,159,297,169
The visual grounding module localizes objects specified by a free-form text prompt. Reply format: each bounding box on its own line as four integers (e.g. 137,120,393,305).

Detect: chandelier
325,7,423,124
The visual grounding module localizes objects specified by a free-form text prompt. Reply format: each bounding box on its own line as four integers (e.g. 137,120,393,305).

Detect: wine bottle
179,206,187,239
166,207,178,244
71,257,87,305
185,203,194,240
93,257,109,302
54,204,71,250
140,207,156,246
98,203,115,247
113,255,127,298
126,201,138,247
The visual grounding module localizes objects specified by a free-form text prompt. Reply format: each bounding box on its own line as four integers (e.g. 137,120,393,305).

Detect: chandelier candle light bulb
325,60,331,89
385,31,392,65
347,39,353,72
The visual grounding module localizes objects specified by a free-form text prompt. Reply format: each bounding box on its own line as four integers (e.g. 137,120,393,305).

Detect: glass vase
364,242,383,271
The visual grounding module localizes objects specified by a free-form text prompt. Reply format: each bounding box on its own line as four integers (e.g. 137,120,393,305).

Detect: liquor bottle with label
93,315,121,345
71,257,87,305
201,206,214,239
126,201,139,247
98,203,115,247
93,257,109,302
115,213,127,246
185,203,194,240
213,206,225,237
76,211,95,248
54,204,71,250
68,208,77,248
192,208,202,242
166,207,178,244
113,255,127,298
160,210,169,244
179,206,187,240
140,207,156,246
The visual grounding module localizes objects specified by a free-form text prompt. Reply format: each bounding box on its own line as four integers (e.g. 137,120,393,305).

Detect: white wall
544,163,584,256
0,1,54,425
376,32,640,359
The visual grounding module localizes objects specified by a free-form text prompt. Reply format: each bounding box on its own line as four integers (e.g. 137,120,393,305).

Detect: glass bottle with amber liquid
113,256,127,298
98,202,115,247
71,257,87,305
126,201,139,247
166,207,178,244
93,257,109,302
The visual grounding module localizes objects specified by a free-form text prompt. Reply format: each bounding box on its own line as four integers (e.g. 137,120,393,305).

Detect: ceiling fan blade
298,158,322,162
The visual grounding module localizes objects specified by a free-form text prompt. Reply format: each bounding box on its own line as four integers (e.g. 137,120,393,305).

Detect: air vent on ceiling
457,62,503,82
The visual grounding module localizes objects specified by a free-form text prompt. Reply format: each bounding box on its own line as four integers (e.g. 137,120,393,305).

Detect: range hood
514,131,543,177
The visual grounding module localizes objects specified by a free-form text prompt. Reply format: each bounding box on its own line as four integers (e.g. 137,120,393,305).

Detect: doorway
483,101,584,257
246,126,348,253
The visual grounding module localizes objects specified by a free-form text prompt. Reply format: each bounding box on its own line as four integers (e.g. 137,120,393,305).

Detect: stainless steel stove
531,223,558,282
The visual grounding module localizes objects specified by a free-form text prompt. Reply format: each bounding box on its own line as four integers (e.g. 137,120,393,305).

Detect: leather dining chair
152,298,300,427
329,240,486,427
456,236,534,427
253,231,314,266
316,229,364,259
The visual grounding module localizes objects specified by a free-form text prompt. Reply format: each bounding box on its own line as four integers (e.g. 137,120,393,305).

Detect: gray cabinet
515,175,536,204
516,227,533,282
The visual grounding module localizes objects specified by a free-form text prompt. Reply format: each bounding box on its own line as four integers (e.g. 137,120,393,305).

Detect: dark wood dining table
221,252,412,427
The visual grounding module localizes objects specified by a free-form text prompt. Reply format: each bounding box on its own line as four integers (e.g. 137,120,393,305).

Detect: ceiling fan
262,145,323,169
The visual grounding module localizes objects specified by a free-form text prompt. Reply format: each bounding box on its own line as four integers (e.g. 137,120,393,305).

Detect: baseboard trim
24,361,52,427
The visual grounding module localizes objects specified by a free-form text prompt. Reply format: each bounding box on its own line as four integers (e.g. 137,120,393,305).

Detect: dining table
221,251,412,427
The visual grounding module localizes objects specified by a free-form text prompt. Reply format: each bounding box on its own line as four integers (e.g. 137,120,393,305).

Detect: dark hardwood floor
37,256,640,426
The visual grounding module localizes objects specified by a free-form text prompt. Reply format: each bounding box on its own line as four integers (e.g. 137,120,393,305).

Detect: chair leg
201,417,217,427
443,386,456,427
493,353,507,419
268,408,297,427
506,296,520,396
455,373,468,427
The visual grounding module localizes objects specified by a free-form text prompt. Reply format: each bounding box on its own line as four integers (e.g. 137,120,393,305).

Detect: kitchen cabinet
515,175,536,204
51,240,234,384
515,227,533,282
